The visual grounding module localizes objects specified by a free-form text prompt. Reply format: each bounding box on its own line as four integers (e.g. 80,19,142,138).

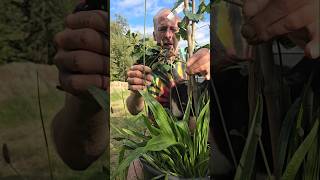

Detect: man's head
153,9,180,53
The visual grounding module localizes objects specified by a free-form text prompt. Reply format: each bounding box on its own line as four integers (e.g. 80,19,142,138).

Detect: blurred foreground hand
54,10,109,95
242,0,319,59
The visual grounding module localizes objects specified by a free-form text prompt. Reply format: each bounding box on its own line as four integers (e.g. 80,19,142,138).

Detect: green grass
109,83,143,178
0,63,142,179
0,63,108,180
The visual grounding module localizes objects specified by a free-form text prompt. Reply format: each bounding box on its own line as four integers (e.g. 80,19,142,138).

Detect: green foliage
174,0,210,43
110,14,156,81
0,0,76,64
281,119,319,180
88,86,109,112
234,94,264,180
277,98,302,174
112,90,210,178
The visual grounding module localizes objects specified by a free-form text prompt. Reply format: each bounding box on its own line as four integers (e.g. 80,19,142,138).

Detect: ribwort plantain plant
112,90,210,178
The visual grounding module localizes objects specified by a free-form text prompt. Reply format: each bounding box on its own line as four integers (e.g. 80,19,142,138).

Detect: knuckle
87,14,96,27
132,78,138,84
68,76,79,92
285,16,299,30
80,29,92,48
81,15,92,27
53,32,63,47
135,71,142,77
72,53,81,72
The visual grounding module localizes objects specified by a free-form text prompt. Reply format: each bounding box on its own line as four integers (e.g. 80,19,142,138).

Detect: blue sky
110,0,210,47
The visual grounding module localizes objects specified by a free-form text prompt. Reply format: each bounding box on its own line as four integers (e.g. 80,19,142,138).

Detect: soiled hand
242,0,319,59
54,10,109,95
186,48,210,80
127,65,153,92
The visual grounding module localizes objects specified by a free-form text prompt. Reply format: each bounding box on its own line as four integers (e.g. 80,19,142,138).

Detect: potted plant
112,89,210,179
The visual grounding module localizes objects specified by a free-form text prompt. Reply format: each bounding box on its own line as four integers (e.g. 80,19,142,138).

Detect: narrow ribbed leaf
140,90,174,136
144,134,178,151
281,119,319,180
140,114,160,136
121,128,149,140
113,133,178,178
277,98,301,174
235,95,263,180
88,86,109,112
303,131,319,180
112,147,146,179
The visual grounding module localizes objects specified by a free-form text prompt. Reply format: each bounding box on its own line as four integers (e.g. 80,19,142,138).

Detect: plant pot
141,159,211,180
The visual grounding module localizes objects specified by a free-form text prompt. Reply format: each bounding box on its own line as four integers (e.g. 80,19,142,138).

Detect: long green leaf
140,114,160,136
277,98,301,174
140,90,174,136
112,147,146,179
121,128,149,140
88,86,109,112
144,134,178,152
303,130,319,180
281,119,319,180
235,94,263,180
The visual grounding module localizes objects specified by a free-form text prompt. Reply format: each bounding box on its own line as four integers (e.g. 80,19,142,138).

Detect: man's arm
126,92,145,115
52,94,107,170
126,64,153,115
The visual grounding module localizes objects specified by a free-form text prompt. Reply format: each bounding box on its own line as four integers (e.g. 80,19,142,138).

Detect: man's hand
242,0,319,59
186,48,210,80
54,10,109,95
127,65,153,92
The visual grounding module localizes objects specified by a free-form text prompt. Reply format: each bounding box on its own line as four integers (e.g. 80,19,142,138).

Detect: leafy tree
0,0,77,64
110,14,156,81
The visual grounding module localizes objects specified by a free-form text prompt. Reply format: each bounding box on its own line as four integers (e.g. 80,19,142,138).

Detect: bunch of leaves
174,0,210,41
134,43,187,87
234,71,320,179
112,90,210,178
278,72,320,180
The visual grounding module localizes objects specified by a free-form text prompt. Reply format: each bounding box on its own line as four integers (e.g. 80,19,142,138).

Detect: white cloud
114,0,163,17
130,25,155,36
195,21,210,46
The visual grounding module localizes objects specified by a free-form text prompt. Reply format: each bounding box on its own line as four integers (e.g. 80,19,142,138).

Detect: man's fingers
65,10,108,32
130,65,152,74
127,70,153,81
242,0,310,43
54,28,108,55
265,2,315,41
243,0,270,18
54,50,109,75
127,77,151,86
305,38,320,59
305,22,320,59
128,85,147,91
187,48,210,74
59,73,109,94
188,62,210,76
